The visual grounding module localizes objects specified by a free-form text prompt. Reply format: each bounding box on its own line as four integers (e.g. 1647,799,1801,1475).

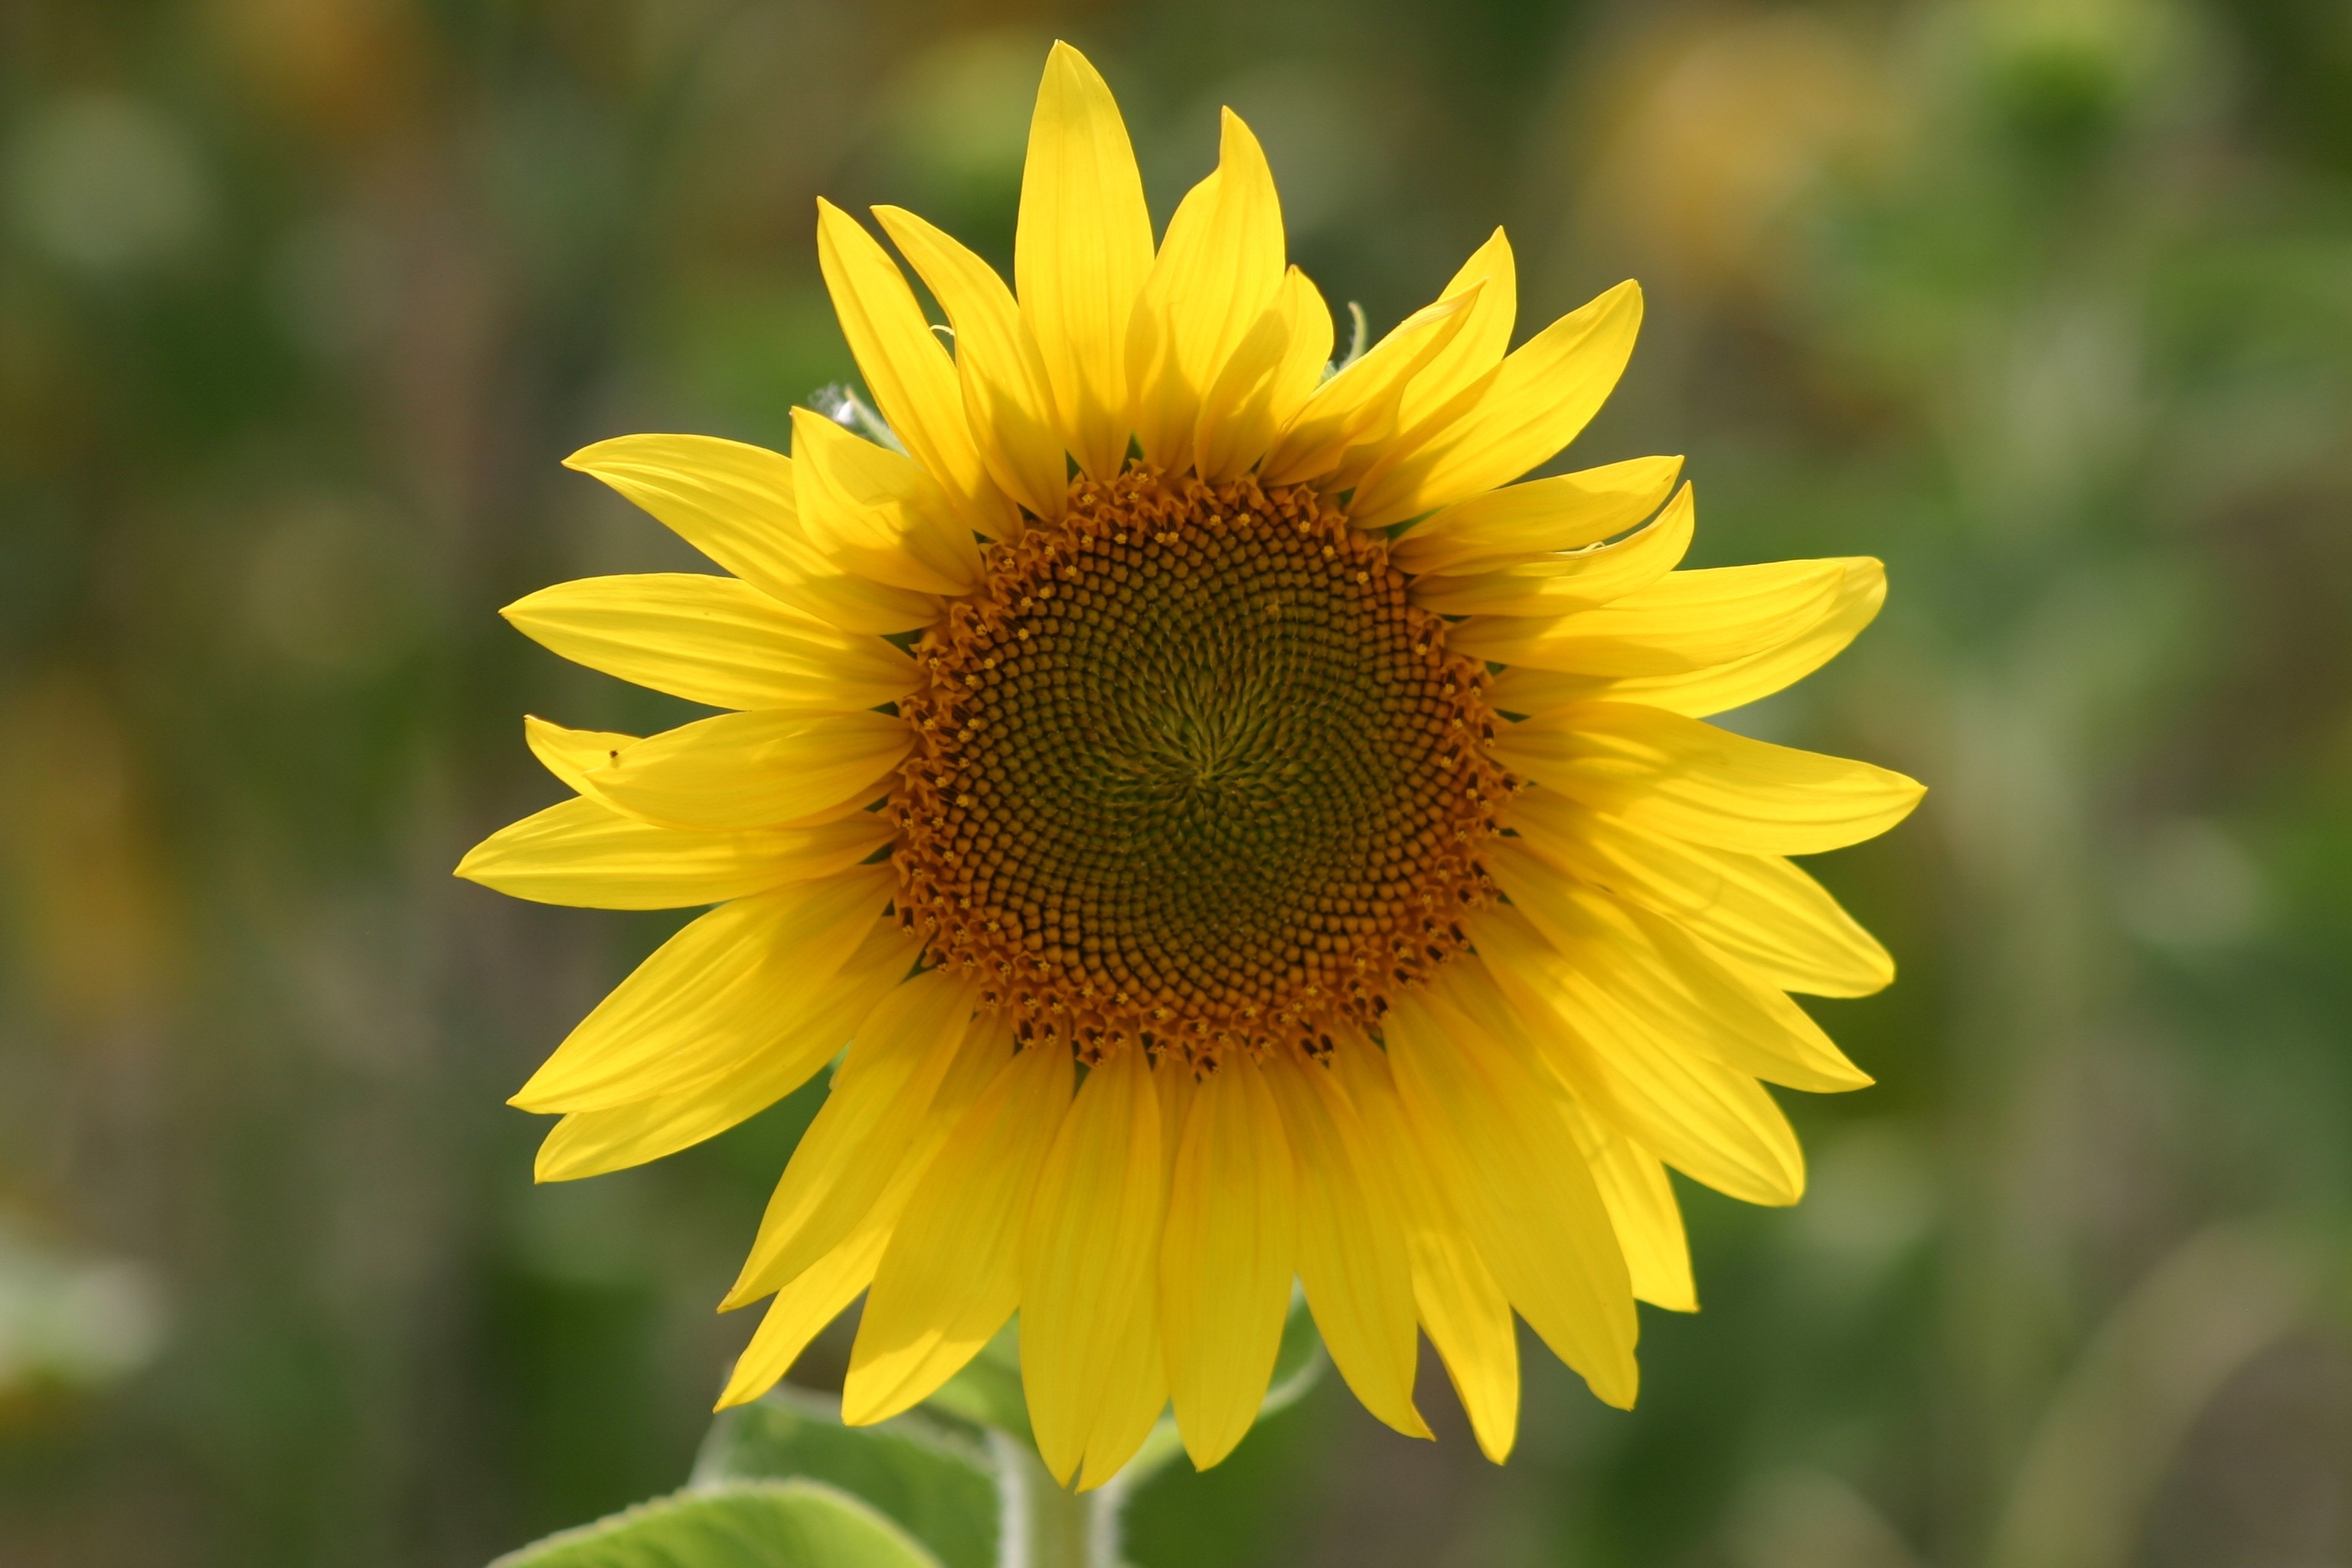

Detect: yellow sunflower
458,41,1922,1488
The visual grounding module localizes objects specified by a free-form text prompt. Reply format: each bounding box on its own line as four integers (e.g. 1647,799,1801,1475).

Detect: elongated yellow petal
790,408,983,596
573,709,908,833
1072,1052,1178,1491
1016,42,1153,480
1076,1273,1170,1491
1486,839,1868,1092
844,1041,1073,1424
1155,1051,1197,1191
1557,1092,1694,1312
564,435,942,634
1192,279,1302,484
1396,227,1517,430
1159,1052,1298,1468
1266,267,1334,432
457,795,891,910
1126,109,1285,475
1331,1042,1520,1462
1506,787,1893,997
1392,455,1685,577
1491,700,1924,855
1259,286,1480,487
713,1019,1014,1409
1454,557,1842,675
726,969,980,1306
874,206,1067,521
1349,279,1644,528
511,865,895,1112
524,715,637,795
533,916,915,1181
1491,557,1888,718
1410,481,1694,617
816,199,1018,541
1264,1049,1429,1439
717,1217,890,1409
502,573,919,712
1387,976,1639,1410
1473,902,1806,1206
1018,1045,1165,1486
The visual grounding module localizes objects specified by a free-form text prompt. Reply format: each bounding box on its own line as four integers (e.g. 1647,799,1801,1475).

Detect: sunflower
458,41,1922,1488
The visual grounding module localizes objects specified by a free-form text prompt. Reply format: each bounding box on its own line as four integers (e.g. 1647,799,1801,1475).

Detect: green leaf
490,1479,940,1568
692,1387,998,1568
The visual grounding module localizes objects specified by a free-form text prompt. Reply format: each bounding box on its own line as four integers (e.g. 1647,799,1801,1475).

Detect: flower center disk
893,469,1507,1067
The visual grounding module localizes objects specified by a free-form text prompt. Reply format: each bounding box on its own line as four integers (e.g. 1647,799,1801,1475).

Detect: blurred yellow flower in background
458,40,1922,1489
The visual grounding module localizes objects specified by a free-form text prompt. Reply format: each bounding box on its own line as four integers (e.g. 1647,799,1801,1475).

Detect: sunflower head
459,41,1922,1488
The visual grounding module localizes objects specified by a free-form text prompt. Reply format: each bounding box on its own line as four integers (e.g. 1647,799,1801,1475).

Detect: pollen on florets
893,466,1510,1072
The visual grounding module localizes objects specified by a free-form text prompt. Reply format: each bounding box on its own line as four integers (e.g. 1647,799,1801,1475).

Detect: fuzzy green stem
988,1430,1104,1568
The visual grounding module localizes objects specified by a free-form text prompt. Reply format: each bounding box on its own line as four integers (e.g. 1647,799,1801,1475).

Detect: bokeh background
5,0,2352,1563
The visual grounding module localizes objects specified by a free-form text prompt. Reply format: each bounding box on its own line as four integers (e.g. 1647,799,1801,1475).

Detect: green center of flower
893,468,1507,1067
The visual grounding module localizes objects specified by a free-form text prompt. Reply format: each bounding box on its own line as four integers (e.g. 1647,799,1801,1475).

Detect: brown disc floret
893,466,1509,1070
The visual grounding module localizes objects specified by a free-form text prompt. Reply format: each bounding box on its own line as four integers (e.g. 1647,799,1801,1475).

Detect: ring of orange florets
892,467,1509,1070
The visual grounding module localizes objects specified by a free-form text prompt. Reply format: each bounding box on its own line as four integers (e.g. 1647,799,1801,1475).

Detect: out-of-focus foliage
2,1,2348,1565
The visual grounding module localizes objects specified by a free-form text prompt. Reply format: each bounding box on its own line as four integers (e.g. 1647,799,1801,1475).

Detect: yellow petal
1452,557,1843,676
1505,787,1893,998
1395,227,1517,430
1015,42,1153,481
1490,700,1925,855
1491,557,1889,719
1259,286,1481,488
1018,1045,1165,1486
1075,1276,1170,1492
1125,109,1285,475
726,969,981,1307
1266,267,1334,432
511,865,896,1112
1348,279,1644,528
1486,839,1869,1093
1472,903,1806,1206
1386,975,1639,1410
563,435,942,634
815,200,1019,540
573,709,909,833
533,916,915,1181
717,1217,890,1410
1192,276,1305,484
524,715,638,795
710,1014,1012,1409
502,573,919,713
1331,1043,1521,1463
1557,1092,1694,1312
1080,1054,1194,1492
1155,1050,1197,1190
844,1040,1073,1425
1263,1049,1429,1439
789,408,984,596
1159,1052,1298,1468
1392,456,1685,576
1409,480,1694,618
874,206,1067,521
456,794,892,910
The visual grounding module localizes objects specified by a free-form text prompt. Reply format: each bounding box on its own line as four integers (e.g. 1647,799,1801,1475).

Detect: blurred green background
5,0,2352,1563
